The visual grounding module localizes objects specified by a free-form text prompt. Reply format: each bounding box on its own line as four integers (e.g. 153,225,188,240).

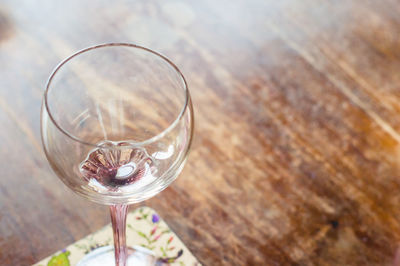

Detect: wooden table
1,0,400,265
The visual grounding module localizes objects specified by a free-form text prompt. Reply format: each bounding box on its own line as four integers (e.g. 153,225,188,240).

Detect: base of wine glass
76,245,158,266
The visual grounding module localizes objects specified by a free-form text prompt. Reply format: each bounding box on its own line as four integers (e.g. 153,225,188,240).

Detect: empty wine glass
41,43,194,266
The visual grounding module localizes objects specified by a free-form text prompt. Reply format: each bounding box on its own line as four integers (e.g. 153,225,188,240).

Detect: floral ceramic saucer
34,207,200,266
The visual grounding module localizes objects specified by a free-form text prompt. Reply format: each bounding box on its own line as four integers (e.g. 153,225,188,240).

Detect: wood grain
1,0,400,265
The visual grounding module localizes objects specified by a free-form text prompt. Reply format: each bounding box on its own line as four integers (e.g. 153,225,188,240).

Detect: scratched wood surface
1,0,400,265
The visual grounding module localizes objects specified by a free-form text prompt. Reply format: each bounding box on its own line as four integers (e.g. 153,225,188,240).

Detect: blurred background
2,0,400,265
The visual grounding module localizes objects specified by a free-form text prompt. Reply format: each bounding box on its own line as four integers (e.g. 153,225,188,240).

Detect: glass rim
43,42,190,149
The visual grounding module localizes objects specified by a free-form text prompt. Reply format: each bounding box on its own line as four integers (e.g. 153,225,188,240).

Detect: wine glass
41,43,194,266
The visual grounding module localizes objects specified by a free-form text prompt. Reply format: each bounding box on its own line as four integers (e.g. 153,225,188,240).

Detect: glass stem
110,204,129,266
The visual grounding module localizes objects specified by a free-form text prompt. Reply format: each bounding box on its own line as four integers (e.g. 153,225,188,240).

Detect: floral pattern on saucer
34,207,200,266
